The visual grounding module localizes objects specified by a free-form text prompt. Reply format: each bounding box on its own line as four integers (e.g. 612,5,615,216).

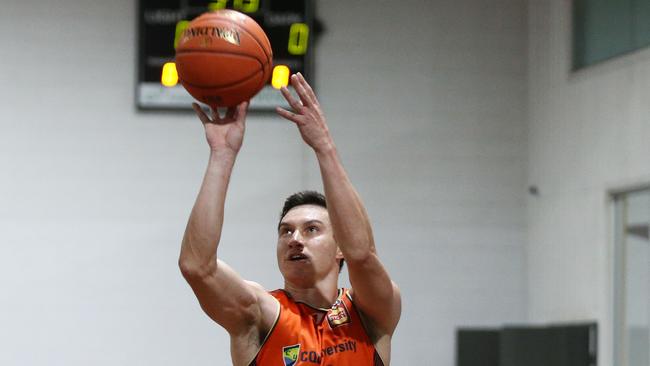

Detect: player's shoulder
244,280,265,291
348,281,401,301
264,288,293,303
243,281,281,307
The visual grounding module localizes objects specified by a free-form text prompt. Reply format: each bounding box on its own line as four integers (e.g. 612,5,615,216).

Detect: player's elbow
343,248,377,266
339,235,375,263
178,257,216,281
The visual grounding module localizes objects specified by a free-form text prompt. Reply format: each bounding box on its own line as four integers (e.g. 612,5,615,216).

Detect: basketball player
179,73,401,365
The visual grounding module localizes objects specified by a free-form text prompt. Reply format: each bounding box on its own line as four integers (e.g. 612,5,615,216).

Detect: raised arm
178,102,276,347
276,74,401,336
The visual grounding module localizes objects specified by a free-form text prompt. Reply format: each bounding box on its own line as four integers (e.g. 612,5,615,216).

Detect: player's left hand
276,73,334,153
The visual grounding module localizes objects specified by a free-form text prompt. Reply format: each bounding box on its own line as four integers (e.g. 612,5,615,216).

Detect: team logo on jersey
327,299,351,328
282,344,301,366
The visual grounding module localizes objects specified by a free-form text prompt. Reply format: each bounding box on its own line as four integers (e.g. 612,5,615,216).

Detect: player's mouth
288,253,309,262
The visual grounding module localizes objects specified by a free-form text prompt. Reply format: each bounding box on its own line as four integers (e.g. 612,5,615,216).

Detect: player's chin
283,259,312,272
281,263,314,280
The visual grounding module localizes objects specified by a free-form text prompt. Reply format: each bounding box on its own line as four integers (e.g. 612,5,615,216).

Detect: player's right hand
192,101,248,154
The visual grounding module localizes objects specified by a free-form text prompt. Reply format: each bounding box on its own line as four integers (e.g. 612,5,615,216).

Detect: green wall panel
634,0,650,48
573,0,637,69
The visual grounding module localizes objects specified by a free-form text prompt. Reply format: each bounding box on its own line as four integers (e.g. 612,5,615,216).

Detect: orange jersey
250,288,384,366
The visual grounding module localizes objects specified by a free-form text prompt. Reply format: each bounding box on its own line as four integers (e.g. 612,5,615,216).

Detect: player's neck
284,273,339,309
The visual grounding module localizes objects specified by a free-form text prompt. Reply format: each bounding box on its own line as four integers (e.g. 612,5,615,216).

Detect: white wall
313,1,528,364
527,0,650,365
0,0,527,365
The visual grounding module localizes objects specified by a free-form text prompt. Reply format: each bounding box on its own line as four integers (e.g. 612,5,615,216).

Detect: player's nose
288,231,304,248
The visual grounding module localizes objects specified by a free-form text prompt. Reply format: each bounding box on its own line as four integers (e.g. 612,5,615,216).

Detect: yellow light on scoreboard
272,65,290,89
161,62,178,87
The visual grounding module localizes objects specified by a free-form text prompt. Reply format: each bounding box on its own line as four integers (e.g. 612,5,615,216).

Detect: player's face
277,205,341,286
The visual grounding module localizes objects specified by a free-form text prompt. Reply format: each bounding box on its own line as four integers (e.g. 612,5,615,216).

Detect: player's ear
335,249,345,273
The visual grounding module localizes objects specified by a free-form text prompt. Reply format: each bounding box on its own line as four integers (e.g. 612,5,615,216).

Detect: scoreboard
137,0,315,110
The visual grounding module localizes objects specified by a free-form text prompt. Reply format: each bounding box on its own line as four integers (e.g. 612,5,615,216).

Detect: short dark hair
279,190,344,272
279,190,327,221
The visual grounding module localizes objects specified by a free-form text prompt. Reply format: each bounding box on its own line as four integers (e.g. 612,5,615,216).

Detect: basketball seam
232,25,272,92
236,22,272,64
175,49,265,59
176,50,269,88
178,57,265,89
232,24,271,92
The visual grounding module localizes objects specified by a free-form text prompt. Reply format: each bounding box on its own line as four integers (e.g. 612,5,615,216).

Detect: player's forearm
315,145,375,262
179,151,237,274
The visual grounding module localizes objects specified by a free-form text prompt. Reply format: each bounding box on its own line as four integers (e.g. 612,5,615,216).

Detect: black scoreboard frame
136,0,316,111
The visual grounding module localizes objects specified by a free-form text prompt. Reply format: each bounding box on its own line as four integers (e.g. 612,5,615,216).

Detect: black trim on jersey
279,288,344,312
374,350,385,366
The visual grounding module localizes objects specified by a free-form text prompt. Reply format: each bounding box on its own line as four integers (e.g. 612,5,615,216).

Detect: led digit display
288,23,309,55
233,0,259,13
208,0,228,11
173,20,189,49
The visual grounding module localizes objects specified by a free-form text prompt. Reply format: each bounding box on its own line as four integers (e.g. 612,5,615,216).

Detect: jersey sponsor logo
294,340,358,364
282,344,301,366
327,299,351,328
321,340,357,357
300,350,322,363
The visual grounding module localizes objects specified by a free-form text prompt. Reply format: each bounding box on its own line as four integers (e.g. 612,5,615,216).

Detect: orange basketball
175,10,272,108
